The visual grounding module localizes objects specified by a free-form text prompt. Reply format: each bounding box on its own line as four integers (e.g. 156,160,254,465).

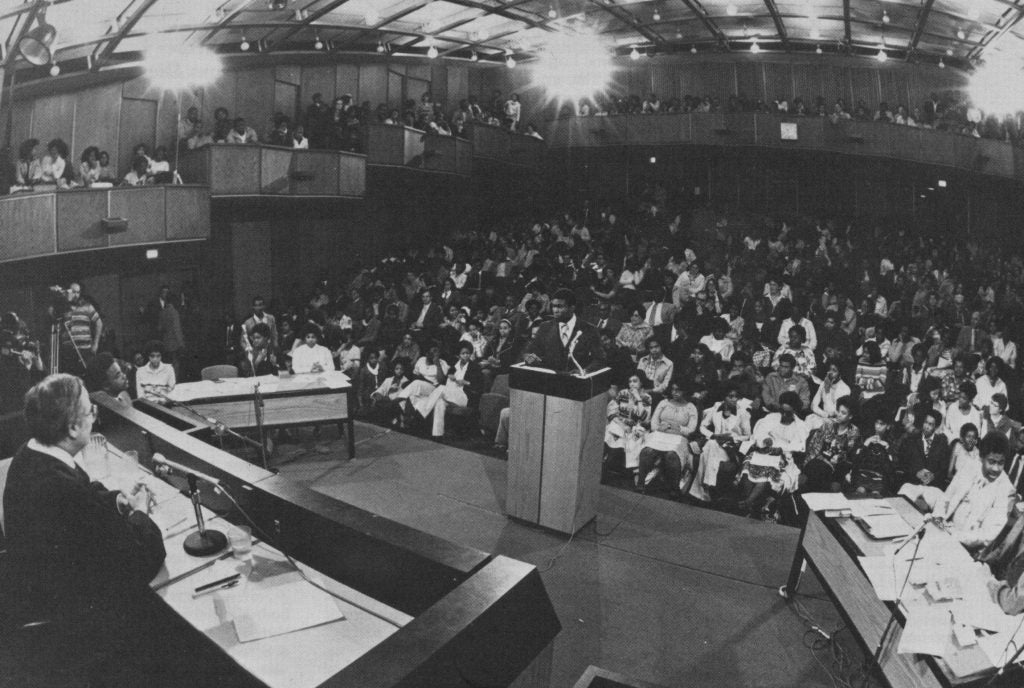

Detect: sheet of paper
224,579,346,643
849,499,896,519
859,556,898,600
802,492,851,512
859,513,914,539
978,623,1024,669
317,371,351,390
952,599,1023,635
897,605,953,657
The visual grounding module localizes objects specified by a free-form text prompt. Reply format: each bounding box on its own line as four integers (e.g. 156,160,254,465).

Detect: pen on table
164,515,189,532
193,573,242,597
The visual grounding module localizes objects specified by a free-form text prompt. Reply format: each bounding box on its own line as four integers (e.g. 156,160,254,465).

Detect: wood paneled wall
7,59,472,178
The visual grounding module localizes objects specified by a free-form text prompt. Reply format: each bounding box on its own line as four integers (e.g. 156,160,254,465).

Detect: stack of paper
897,605,953,656
224,580,346,642
858,513,914,539
859,555,898,600
803,493,851,512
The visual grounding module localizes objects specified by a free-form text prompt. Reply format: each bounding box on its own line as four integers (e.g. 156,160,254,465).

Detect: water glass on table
228,525,253,562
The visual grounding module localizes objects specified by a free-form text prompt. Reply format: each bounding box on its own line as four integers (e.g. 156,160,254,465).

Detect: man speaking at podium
523,288,606,374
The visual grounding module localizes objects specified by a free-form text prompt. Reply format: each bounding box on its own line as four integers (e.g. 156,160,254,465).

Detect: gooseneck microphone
152,453,227,557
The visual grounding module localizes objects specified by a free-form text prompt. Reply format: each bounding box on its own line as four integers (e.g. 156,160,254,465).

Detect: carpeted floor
268,423,879,688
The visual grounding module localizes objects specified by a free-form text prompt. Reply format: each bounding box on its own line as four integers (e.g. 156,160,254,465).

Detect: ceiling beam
762,0,788,47
267,0,354,46
586,0,663,48
679,0,728,48
907,0,936,52
842,0,851,45
201,2,254,45
92,0,160,68
970,0,1024,59
443,0,554,33
330,3,429,49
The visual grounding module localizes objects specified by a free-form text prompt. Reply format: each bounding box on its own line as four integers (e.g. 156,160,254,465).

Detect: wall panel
300,64,337,107
235,68,275,134
118,98,158,177
879,69,910,108
849,67,880,108
72,83,122,163
201,73,237,129
11,100,33,151
109,187,165,246
0,193,54,260
275,64,301,85
32,94,76,156
360,63,389,109
763,62,792,101
336,63,360,99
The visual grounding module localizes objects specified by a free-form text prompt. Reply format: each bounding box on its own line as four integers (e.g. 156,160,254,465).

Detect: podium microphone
152,454,227,557
872,524,927,665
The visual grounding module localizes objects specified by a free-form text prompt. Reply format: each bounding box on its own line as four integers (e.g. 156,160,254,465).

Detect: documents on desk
850,515,1024,673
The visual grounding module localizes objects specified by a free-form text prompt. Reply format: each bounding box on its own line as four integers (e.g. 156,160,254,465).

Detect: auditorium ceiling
0,0,1021,74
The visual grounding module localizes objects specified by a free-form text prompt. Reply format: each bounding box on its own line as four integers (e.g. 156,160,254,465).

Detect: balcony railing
0,185,210,263
541,113,1022,180
363,123,544,173
178,144,367,197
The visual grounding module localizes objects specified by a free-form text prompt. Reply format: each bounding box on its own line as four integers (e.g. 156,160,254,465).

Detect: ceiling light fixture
314,34,324,50
376,41,385,53
675,28,683,39
240,35,250,51
946,47,954,56
548,6,557,19
815,44,822,54
938,58,945,68
750,39,760,54
653,9,661,21
690,44,697,54
630,45,640,59
956,27,966,41
427,44,438,58
505,54,516,68
17,6,57,66
882,10,889,24
470,50,478,61
49,61,60,77
876,48,887,62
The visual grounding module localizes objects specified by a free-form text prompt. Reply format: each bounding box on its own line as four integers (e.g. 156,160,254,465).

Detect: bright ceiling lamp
144,45,222,92
530,30,615,104
630,45,640,59
18,6,57,66
876,47,887,61
970,57,1024,117
750,39,761,53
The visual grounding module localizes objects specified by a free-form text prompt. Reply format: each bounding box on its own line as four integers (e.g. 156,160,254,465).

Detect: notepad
859,555,898,601
802,493,851,512
897,605,952,657
857,513,914,539
224,580,346,642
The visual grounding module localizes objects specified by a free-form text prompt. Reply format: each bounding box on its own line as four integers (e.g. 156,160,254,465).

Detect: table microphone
153,454,227,557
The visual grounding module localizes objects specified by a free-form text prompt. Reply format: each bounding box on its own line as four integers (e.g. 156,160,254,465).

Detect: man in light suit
524,288,605,373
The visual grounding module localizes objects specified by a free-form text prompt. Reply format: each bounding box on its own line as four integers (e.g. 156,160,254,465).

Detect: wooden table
164,372,356,458
784,497,1006,687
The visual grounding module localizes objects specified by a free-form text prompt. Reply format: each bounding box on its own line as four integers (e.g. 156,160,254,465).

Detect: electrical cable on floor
536,522,580,573
789,595,876,688
593,492,646,538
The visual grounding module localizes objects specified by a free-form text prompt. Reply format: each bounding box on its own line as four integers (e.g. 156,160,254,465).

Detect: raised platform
271,422,861,688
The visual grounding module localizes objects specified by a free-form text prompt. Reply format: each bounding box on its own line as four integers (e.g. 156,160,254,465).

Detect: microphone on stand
152,453,227,556
872,523,927,666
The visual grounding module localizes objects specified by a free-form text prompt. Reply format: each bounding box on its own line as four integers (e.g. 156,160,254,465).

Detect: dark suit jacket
407,302,444,335
525,318,606,373
898,432,951,488
2,444,165,626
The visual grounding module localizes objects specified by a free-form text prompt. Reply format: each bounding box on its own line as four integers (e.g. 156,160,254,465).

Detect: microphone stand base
184,529,228,557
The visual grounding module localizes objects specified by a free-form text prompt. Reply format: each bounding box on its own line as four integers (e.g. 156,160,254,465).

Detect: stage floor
270,423,870,688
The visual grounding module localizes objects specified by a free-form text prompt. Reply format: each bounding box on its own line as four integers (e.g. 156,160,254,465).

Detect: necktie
561,325,570,346
924,436,932,457
1010,454,1023,486
647,305,657,325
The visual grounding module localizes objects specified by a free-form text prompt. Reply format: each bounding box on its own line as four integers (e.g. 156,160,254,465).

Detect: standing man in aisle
57,282,103,376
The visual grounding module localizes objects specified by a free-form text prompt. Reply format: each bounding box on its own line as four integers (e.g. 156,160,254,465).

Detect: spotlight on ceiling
675,28,683,39
750,40,760,54
630,45,640,60
18,8,57,66
505,54,516,68
427,44,438,58
470,50,478,61
876,48,887,62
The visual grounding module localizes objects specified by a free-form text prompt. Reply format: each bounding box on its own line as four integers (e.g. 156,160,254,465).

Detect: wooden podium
506,364,611,535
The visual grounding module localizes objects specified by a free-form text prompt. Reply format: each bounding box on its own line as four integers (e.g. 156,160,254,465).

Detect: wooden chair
200,364,239,381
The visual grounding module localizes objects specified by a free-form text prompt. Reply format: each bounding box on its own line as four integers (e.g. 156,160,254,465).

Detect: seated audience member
901,431,1015,550
291,327,334,374
983,393,1020,452
774,324,816,379
135,340,176,402
807,359,851,431
396,343,449,428
737,391,808,516
291,124,309,149
699,318,735,364
39,138,71,187
990,323,1018,370
334,329,361,375
603,371,653,479
943,381,983,441
481,318,522,381
615,306,653,359
408,289,444,342
899,408,950,488
2,375,165,678
636,336,673,400
940,355,972,404
947,422,981,481
761,353,810,413
84,351,132,404
226,117,259,144
636,378,699,499
357,349,386,410
693,384,752,501
15,137,42,186
854,339,888,401
368,358,411,426
96,150,117,183
974,357,1008,412
392,332,421,366
78,146,102,187
802,395,861,493
776,302,817,353
844,416,899,497
149,146,172,183
399,342,479,438
122,154,151,186
239,322,278,376
0,332,44,412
